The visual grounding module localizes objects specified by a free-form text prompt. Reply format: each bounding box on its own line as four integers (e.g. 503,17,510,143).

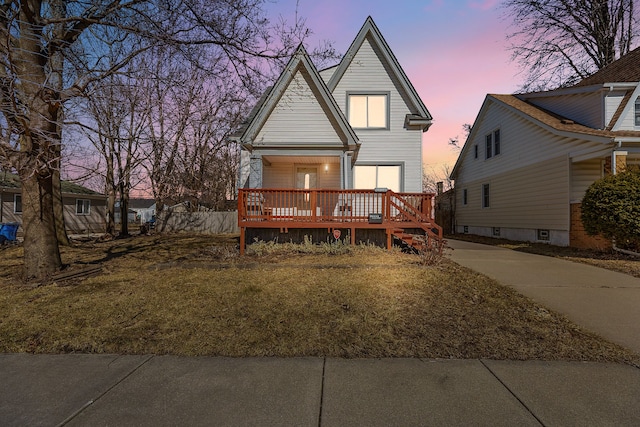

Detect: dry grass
450,234,640,278
0,234,638,364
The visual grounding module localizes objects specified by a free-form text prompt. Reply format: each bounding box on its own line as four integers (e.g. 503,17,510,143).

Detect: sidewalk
1,353,639,426
447,239,640,354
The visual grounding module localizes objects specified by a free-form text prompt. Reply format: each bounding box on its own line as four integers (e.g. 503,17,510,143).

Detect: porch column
341,152,353,189
249,154,263,188
612,151,628,174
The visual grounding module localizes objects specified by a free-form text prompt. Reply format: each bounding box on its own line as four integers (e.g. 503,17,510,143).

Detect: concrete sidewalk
447,239,640,354
1,353,639,426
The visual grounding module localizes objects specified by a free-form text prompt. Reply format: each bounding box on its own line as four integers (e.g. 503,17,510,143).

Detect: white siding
457,156,570,230
456,101,604,186
256,68,345,147
570,159,602,202
526,92,603,128
331,36,423,192
615,91,640,130
604,90,627,127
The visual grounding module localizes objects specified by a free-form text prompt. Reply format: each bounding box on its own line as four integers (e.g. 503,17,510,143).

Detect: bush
581,169,640,250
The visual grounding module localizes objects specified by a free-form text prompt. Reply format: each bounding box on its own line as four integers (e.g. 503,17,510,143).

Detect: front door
296,167,317,206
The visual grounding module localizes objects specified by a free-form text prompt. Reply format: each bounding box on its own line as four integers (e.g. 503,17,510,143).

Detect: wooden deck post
240,227,245,255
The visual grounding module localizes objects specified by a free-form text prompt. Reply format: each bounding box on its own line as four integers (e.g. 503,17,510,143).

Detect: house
0,172,106,235
232,17,441,253
115,198,156,224
450,47,640,248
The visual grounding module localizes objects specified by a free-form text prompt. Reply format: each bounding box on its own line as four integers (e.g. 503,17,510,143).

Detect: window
353,165,401,192
474,145,478,159
348,94,388,128
462,189,468,205
493,129,501,155
635,97,640,126
485,134,492,159
485,129,501,159
482,183,490,208
13,194,22,213
76,199,91,215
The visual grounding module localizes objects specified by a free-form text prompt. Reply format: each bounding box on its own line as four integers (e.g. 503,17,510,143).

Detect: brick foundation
570,203,612,250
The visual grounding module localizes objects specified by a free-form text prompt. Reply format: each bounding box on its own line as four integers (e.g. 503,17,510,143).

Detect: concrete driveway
447,239,640,354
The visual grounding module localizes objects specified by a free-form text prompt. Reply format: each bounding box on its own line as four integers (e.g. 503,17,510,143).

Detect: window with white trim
348,94,388,128
353,165,401,192
635,97,640,126
76,199,91,215
485,129,501,159
13,194,22,213
482,183,490,208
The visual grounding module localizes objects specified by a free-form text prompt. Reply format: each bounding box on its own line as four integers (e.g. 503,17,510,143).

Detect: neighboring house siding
332,36,422,192
457,156,570,230
0,190,21,225
604,90,628,126
255,69,345,147
614,88,640,130
570,159,602,202
62,196,106,234
527,92,603,128
456,101,605,185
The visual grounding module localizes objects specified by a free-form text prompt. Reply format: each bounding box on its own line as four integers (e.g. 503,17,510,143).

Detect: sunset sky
267,0,524,175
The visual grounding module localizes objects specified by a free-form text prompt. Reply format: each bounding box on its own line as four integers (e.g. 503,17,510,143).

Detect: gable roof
326,16,432,124
574,46,640,87
0,172,104,196
234,44,359,151
451,93,640,178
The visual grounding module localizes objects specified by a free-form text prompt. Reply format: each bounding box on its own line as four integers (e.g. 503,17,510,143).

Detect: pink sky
268,0,522,175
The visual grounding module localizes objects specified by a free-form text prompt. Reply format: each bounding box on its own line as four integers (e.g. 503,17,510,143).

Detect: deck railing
238,188,435,225
237,188,442,254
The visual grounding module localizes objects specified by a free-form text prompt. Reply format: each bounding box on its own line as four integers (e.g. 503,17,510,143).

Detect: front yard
0,234,637,364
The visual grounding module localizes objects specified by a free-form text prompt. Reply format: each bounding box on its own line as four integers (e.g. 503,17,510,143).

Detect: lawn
0,234,637,364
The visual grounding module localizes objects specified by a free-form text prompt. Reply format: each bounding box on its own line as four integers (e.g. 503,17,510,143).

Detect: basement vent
537,229,550,241
492,227,501,237
463,226,469,234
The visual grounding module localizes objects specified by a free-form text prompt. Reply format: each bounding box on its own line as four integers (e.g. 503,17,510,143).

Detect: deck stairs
388,192,444,254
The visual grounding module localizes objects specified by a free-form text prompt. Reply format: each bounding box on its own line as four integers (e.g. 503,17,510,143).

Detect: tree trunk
120,182,130,236
52,168,69,245
21,170,62,280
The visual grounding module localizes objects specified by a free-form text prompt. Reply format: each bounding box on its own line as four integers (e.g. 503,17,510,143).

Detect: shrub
581,169,640,250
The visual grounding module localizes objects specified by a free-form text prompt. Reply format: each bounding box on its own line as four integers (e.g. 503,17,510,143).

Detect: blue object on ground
0,222,19,241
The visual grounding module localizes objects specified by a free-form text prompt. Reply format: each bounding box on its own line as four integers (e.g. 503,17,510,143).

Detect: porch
238,188,443,255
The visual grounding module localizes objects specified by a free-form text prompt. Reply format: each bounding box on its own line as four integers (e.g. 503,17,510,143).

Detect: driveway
447,239,640,354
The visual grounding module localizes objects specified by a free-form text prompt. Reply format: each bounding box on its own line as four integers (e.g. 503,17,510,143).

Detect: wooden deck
237,188,443,254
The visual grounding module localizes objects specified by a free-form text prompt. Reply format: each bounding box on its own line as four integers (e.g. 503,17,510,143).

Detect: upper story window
76,199,91,215
462,189,468,205
635,97,640,127
14,194,22,214
348,94,388,129
485,129,501,159
474,145,478,159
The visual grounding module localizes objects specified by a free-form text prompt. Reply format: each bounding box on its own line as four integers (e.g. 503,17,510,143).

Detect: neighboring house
450,47,640,248
130,198,156,224
0,173,106,235
234,16,432,194
232,17,441,253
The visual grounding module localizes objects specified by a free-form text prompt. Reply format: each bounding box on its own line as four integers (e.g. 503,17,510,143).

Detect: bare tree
502,0,639,91
0,0,326,280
